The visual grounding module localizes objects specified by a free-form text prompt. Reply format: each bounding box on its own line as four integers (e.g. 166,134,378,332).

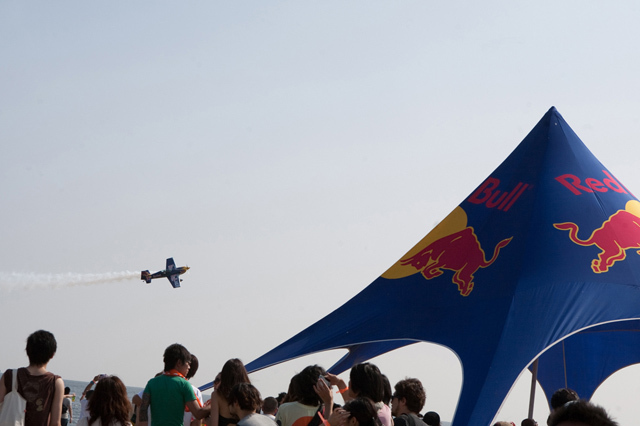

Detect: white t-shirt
62,397,72,420
183,385,203,426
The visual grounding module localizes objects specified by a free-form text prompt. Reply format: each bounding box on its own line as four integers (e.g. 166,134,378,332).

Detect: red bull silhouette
554,200,640,273
400,227,512,296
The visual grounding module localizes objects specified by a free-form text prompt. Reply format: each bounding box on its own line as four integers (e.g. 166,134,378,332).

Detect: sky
2,1,640,424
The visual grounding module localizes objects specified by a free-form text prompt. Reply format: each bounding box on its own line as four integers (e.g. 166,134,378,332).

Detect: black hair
550,388,579,410
343,398,382,426
163,343,191,371
381,375,392,406
26,330,57,366
297,365,327,406
228,383,262,412
217,359,251,400
186,354,199,380
548,400,618,426
423,411,441,426
350,363,384,403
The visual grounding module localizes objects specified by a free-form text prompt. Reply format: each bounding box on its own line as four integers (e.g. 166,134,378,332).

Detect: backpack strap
12,369,18,392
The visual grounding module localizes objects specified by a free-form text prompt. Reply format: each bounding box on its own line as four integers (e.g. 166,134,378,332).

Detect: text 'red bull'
467,177,529,212
554,205,640,273
400,227,512,296
555,170,629,196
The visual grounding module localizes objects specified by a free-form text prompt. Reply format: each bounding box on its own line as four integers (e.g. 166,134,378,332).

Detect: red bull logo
467,177,530,212
382,207,512,296
555,170,630,196
554,200,640,273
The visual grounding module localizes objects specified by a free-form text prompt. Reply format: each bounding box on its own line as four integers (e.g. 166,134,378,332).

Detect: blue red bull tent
204,107,640,425
530,319,640,406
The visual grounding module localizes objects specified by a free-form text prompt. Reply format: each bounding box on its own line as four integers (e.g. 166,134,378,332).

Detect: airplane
141,258,190,288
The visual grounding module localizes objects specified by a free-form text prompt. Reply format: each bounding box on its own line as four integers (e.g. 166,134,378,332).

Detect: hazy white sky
2,1,640,424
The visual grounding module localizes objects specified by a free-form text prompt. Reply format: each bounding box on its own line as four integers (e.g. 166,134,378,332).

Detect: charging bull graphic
382,207,512,296
554,200,640,273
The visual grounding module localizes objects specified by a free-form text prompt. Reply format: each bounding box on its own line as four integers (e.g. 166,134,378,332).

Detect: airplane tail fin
141,271,152,284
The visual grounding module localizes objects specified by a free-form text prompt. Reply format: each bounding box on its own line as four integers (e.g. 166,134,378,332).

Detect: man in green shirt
139,344,210,426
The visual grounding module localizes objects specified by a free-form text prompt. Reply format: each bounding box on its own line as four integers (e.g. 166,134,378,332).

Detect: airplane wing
168,274,181,288
166,257,176,272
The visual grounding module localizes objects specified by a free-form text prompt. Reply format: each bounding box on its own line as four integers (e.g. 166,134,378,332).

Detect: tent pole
528,358,539,419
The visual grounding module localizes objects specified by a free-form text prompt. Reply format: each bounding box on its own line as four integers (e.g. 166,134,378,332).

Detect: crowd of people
0,330,621,426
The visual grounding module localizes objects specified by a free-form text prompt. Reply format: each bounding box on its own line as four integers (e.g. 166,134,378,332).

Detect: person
338,363,392,426
520,419,537,426
493,422,515,426
547,400,618,426
81,375,108,401
77,376,131,426
139,343,210,426
262,397,278,419
0,330,65,426
228,383,277,426
390,378,427,426
423,411,440,426
280,375,302,405
133,374,162,426
275,365,327,426
550,388,579,411
79,390,94,422
184,355,205,426
327,398,382,426
209,359,251,426
61,386,73,426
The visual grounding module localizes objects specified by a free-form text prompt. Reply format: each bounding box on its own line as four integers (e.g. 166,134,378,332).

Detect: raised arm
81,376,101,400
325,373,350,403
314,377,334,420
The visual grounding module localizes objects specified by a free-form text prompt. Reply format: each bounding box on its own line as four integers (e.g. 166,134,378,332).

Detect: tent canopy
205,108,640,426
531,319,640,408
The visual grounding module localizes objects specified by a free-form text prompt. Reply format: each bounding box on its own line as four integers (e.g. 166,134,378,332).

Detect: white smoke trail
0,271,140,291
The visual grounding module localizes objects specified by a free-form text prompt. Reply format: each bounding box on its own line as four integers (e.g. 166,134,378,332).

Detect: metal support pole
528,358,539,419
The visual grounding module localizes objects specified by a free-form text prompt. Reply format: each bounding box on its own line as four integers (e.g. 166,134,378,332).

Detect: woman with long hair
78,376,131,426
209,359,251,426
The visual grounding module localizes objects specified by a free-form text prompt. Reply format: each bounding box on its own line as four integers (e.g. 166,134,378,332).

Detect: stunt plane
141,258,189,288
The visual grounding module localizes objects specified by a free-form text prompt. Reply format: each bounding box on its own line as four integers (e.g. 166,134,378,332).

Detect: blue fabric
531,319,640,407
201,108,640,426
